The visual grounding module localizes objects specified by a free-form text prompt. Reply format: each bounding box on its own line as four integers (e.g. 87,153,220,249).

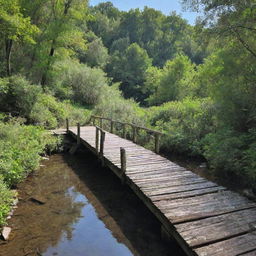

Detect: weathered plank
195,231,256,256
155,191,256,223
141,181,218,196
239,250,256,256
151,187,226,201
176,208,256,247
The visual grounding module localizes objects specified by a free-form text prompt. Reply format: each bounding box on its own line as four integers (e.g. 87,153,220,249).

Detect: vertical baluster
95,126,100,154
123,123,126,138
132,125,137,143
66,118,69,132
120,147,126,184
110,120,114,133
77,123,80,145
100,130,105,166
155,133,160,154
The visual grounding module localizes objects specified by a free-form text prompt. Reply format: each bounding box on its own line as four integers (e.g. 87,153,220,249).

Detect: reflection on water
44,187,133,256
0,153,184,256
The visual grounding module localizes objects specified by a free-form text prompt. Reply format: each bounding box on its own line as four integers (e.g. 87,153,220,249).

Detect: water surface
0,153,184,256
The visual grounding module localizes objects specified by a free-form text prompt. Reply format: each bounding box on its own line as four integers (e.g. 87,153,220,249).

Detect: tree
0,0,39,76
39,0,89,88
108,43,152,102
78,33,109,68
88,6,121,48
182,0,256,59
148,55,195,105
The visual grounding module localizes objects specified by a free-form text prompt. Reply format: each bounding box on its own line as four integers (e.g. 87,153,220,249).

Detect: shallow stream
0,153,185,256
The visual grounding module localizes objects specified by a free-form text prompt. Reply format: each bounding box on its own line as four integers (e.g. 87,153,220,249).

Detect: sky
89,0,200,24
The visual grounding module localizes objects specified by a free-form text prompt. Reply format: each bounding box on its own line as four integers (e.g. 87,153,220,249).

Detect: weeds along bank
0,120,59,227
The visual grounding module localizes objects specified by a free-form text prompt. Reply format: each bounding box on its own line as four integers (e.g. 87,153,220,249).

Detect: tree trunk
41,40,55,90
5,39,13,76
40,0,72,89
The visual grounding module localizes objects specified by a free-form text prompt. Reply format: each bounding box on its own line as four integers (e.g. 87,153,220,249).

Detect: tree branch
230,26,256,59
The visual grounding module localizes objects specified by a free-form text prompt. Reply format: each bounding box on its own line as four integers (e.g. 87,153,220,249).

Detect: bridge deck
67,126,256,256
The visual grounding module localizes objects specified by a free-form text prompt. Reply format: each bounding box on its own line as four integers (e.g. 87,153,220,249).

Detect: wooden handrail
91,115,163,135
90,115,163,153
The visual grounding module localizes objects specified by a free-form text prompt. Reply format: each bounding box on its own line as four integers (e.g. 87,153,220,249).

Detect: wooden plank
154,191,256,224
195,231,256,256
128,171,193,181
143,181,218,196
136,176,207,187
239,250,256,256
151,187,226,201
175,208,256,248
127,164,186,173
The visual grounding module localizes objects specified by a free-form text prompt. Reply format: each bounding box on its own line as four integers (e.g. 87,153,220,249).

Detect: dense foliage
0,0,255,227
0,118,59,225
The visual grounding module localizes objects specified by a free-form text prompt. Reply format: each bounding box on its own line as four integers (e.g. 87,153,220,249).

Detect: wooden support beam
110,120,114,133
77,123,80,145
95,126,100,154
132,125,137,143
100,118,103,129
66,118,69,132
123,123,127,139
120,147,126,184
100,130,105,166
155,134,160,154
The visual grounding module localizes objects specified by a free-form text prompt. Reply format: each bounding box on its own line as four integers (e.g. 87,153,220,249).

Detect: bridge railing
89,115,163,154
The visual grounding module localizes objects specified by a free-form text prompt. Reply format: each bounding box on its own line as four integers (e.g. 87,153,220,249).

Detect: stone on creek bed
29,196,47,205
1,227,12,241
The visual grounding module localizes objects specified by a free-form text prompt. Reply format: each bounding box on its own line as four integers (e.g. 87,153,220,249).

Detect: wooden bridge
65,116,256,256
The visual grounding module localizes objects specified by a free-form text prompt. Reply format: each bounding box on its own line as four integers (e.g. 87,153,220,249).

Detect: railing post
122,123,126,139
77,123,80,145
100,118,103,129
95,126,100,154
110,120,114,133
66,118,69,132
100,130,105,166
132,125,137,143
155,133,160,154
120,147,126,184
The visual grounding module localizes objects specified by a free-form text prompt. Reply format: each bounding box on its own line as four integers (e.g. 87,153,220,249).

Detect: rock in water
1,227,11,240
30,196,46,204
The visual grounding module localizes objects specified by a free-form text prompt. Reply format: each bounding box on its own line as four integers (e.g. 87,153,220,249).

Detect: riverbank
0,121,59,230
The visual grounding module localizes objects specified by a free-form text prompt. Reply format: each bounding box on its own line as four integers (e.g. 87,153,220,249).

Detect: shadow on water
0,151,185,256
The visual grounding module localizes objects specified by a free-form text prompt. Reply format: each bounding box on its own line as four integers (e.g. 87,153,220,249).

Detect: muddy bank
0,153,185,256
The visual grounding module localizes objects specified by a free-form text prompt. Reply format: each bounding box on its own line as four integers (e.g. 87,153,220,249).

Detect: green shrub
243,140,256,187
0,75,41,117
0,121,59,186
0,177,13,227
50,60,108,105
62,101,91,126
149,98,215,155
30,94,91,129
94,84,145,125
29,94,66,129
202,130,245,174
202,128,256,187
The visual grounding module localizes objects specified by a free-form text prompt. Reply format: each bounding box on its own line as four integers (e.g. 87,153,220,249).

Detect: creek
0,153,185,256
